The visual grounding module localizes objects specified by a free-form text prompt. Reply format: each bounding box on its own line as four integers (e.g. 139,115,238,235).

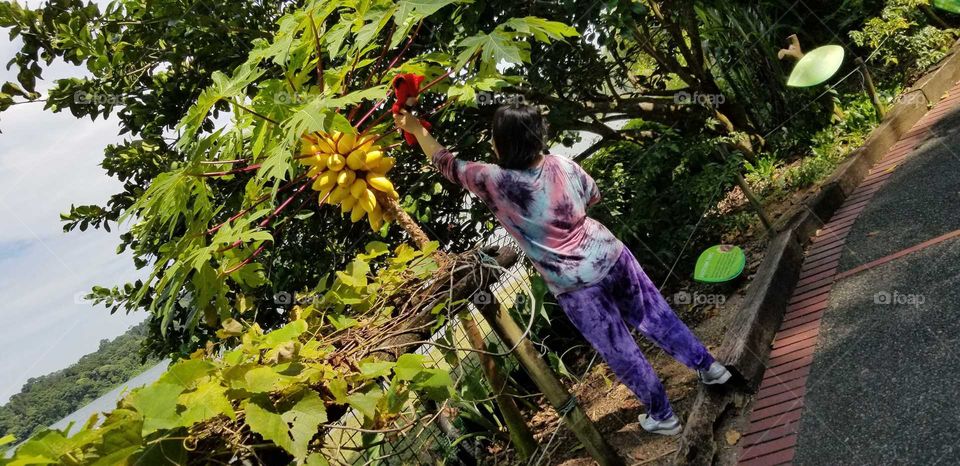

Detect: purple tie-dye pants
555,246,715,421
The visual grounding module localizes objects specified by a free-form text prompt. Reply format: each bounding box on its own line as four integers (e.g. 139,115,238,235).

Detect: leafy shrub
744,154,784,196
783,90,880,189
582,122,741,283
3,242,462,465
849,0,955,82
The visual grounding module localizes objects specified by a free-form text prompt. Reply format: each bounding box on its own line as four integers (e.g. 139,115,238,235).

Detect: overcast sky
0,6,146,404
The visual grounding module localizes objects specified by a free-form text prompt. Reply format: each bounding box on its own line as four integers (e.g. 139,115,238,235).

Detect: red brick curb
834,228,960,281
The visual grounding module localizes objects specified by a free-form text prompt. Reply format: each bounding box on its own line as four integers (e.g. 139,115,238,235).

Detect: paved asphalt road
839,108,960,272
794,106,960,465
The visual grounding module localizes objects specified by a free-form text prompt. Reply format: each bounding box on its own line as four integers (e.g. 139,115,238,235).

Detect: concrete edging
673,42,960,465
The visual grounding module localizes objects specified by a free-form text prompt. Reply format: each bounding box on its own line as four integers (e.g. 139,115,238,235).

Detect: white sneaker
638,413,682,436
698,361,732,385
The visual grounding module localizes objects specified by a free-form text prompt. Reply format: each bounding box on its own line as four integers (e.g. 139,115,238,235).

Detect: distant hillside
0,322,158,441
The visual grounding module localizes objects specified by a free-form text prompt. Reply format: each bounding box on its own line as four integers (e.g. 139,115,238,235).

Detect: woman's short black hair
491,104,547,169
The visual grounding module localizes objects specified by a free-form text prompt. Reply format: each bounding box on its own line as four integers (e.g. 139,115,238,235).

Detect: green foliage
696,2,799,130
0,323,160,443
746,88,885,200
849,0,956,81
743,155,780,184
784,91,880,189
3,242,457,465
1,0,953,462
454,16,576,70
582,121,741,282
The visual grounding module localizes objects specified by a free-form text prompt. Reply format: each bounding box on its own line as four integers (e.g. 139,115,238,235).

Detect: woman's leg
613,248,715,372
557,282,675,421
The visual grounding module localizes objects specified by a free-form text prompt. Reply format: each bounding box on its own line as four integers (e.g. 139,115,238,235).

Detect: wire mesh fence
320,229,548,465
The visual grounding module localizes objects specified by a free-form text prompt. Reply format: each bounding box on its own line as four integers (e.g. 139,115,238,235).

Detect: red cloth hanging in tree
391,73,432,146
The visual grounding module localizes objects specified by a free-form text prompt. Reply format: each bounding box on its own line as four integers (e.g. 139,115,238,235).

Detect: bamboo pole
920,5,951,31
461,316,538,459
378,194,541,457
473,288,625,466
734,172,777,237
716,145,777,237
856,57,886,120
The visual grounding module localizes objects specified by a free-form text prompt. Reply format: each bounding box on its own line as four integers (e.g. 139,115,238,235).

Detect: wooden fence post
856,57,886,120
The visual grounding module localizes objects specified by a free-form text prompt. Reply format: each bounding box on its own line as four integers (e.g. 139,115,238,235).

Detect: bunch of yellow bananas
300,130,399,231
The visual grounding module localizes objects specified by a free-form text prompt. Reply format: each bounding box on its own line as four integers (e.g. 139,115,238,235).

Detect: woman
393,104,730,436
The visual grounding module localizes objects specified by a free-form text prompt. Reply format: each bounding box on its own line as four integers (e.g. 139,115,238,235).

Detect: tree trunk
378,194,433,252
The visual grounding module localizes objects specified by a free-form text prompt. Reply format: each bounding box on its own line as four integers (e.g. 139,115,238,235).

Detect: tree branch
574,135,616,162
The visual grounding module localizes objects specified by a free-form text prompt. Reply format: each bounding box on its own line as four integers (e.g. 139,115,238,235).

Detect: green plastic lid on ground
933,0,960,14
787,45,845,87
693,245,746,283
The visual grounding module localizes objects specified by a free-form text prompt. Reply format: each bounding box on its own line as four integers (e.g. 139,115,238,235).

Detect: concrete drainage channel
670,40,960,466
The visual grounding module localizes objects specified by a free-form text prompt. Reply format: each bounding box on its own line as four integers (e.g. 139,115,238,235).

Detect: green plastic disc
933,0,960,14
693,245,746,283
787,45,845,88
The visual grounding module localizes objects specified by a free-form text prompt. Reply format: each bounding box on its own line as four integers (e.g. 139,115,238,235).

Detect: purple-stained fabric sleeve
431,147,495,195
573,162,601,207
586,174,601,206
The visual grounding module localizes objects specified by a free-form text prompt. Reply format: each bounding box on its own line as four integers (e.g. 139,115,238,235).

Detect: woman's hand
393,109,424,134
394,109,444,159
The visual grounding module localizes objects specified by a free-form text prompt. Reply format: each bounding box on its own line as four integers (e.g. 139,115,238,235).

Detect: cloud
0,30,148,404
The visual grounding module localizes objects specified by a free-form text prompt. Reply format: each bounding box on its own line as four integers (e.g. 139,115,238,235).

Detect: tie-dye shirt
432,148,624,295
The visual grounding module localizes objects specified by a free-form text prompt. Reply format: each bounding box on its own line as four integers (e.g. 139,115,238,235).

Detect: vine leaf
178,381,236,425
242,366,283,393
263,319,309,346
359,360,396,379
282,391,328,457
394,353,428,380
159,359,215,389
394,354,453,401
306,453,332,466
244,391,326,461
127,383,184,435
13,430,71,461
346,388,383,419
